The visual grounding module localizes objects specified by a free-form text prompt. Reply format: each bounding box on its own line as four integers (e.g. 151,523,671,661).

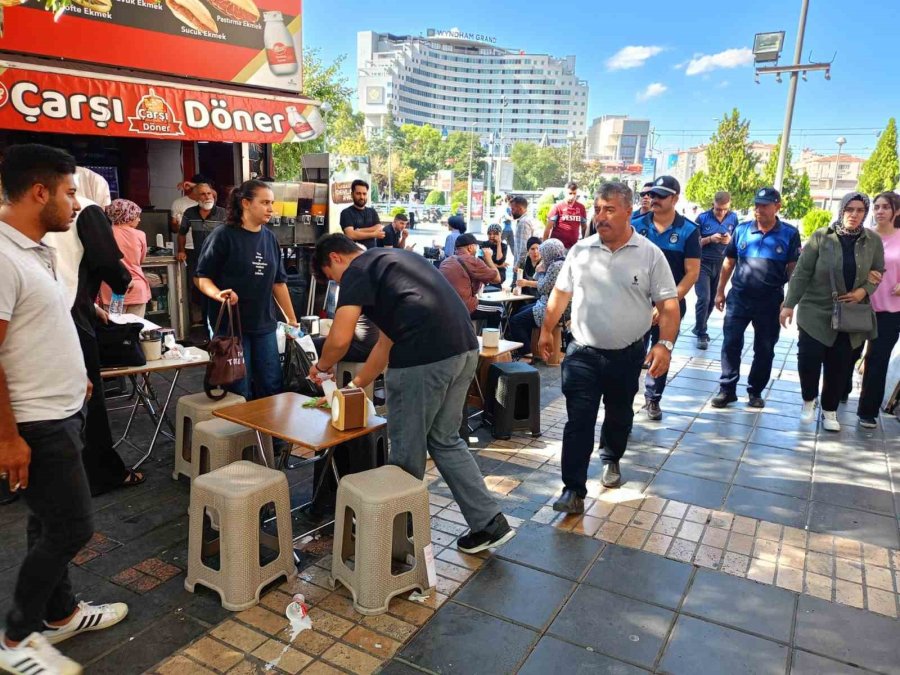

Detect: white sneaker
800,400,817,424
822,410,841,432
0,631,82,674
41,601,129,645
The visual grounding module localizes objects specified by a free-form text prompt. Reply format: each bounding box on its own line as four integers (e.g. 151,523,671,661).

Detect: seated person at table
480,224,510,289
379,212,413,250
515,236,543,299
439,233,502,329
444,215,466,258
312,315,379,363
507,238,569,357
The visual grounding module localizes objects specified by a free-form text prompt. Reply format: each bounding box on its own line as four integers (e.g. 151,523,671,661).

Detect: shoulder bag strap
212,299,228,336
826,234,840,302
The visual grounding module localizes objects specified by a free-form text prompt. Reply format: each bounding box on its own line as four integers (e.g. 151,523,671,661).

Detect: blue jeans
228,331,282,401
561,340,645,497
693,258,723,339
384,350,500,532
643,300,686,403
719,294,781,397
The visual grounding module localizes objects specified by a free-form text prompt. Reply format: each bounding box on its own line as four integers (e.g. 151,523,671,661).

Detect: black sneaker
457,514,516,554
645,399,663,421
858,416,878,429
697,337,709,350
748,396,765,409
711,390,737,408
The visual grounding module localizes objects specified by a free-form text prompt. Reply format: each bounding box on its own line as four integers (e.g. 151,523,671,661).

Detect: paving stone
724,486,808,528
667,538,697,563
811,481,896,517
155,655,217,675
518,636,648,675
495,522,602,580
664,451,739,483
647,471,729,509
209,620,269,653
790,650,870,675
659,615,788,675
643,533,673,556
865,587,898,618
733,462,811,499
721,552,750,576
674,432,746,461
360,614,418,643
584,545,692,609
453,558,575,630
747,559,777,585
807,502,900,550
549,585,674,668
795,595,900,673
400,602,537,674
321,643,382,675
183,636,244,672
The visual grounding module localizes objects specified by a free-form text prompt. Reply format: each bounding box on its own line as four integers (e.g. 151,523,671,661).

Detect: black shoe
457,513,516,554
748,396,765,409
645,399,663,421
711,390,737,408
552,489,584,514
601,462,621,488
858,416,878,429
697,337,709,350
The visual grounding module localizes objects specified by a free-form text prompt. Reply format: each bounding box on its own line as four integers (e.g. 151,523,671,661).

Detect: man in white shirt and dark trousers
537,182,681,514
0,145,128,675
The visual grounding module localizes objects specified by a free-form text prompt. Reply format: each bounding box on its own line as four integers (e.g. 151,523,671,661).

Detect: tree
400,124,443,188
802,208,832,239
425,190,445,205
858,118,900,195
441,132,486,181
509,143,567,191
685,171,714,208
702,109,760,210
786,172,814,221
760,134,811,219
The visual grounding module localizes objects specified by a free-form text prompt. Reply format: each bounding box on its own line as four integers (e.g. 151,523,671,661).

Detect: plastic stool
190,418,274,480
174,392,246,481
485,362,542,440
335,361,379,400
331,465,432,615
185,461,295,610
530,324,563,365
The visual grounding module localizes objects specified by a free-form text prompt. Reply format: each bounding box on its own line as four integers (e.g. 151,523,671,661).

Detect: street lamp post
828,136,847,213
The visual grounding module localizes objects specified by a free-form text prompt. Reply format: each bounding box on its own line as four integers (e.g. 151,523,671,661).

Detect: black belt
573,338,644,357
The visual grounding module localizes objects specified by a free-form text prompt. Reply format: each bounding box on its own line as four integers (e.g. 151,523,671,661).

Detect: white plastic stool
174,392,246,481
335,361,375,400
190,418,274,480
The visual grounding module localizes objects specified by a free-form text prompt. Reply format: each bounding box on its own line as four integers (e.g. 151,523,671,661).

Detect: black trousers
471,307,501,329
77,324,129,495
643,300,686,402
560,340,644,497
858,311,900,418
6,412,94,641
798,329,855,412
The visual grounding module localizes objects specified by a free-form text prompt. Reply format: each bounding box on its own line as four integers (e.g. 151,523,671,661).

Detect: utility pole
774,0,808,192
828,136,846,213
485,132,494,225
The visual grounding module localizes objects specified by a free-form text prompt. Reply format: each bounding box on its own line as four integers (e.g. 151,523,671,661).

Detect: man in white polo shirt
0,145,128,675
538,182,681,513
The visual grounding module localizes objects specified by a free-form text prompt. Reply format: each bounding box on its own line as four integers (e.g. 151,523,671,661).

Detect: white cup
141,338,162,361
319,318,333,337
482,328,500,348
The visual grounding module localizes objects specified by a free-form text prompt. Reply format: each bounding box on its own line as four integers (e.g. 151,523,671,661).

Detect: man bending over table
309,234,515,554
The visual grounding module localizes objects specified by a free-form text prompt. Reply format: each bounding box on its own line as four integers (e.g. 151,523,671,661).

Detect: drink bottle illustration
263,11,298,76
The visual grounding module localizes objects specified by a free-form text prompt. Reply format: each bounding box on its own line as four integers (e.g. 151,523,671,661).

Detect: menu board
0,0,302,93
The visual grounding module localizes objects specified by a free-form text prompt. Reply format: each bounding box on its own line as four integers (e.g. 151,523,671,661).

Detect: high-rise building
586,115,650,163
357,29,589,152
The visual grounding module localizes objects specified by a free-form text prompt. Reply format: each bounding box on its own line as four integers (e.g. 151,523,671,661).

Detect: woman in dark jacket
781,192,885,432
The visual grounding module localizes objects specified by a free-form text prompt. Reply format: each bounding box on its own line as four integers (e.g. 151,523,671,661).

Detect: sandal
122,469,145,487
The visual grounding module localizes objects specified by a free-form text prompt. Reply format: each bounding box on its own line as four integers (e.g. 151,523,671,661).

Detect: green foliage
425,190,445,205
801,208,832,239
537,191,557,206
389,206,407,217
859,118,900,196
785,172,814,220
509,143,568,191
442,132,486,180
400,124,444,188
685,171,713,209
703,109,760,210
451,200,465,214
451,188,468,209
537,202,553,226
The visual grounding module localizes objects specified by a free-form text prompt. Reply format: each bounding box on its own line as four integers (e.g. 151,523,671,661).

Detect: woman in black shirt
515,236,543,298
196,180,298,399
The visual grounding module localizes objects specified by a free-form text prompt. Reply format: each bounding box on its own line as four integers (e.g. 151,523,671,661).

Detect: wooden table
101,347,209,470
477,290,533,337
213,392,387,542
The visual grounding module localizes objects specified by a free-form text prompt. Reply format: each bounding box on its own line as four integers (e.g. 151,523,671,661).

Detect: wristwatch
659,340,675,352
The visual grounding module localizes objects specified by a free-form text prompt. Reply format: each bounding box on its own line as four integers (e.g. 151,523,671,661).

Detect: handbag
828,238,875,334
204,300,246,400
96,322,146,368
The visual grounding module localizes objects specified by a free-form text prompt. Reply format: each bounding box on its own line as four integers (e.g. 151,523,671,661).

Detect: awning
0,59,323,144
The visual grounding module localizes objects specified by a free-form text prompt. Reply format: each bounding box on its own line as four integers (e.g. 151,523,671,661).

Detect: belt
573,338,643,357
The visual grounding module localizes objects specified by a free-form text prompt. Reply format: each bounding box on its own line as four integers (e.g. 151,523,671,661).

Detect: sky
303,0,897,161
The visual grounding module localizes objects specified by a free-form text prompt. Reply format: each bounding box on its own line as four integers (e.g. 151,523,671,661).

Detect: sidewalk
1,291,897,674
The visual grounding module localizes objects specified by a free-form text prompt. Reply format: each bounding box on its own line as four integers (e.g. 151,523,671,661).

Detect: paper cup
319,318,333,336
141,338,162,361
482,328,500,348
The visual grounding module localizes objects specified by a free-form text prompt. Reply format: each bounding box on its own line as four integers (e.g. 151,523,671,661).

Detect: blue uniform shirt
696,209,739,262
631,208,649,222
725,219,801,303
634,213,702,285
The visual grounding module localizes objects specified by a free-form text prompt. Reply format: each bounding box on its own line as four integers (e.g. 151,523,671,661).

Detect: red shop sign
0,64,322,144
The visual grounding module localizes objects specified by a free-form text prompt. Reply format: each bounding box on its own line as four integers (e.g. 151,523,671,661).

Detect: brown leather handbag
204,300,246,400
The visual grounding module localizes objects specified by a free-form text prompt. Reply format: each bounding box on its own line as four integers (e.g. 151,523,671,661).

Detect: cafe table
101,347,209,471
213,392,387,542
476,290,533,337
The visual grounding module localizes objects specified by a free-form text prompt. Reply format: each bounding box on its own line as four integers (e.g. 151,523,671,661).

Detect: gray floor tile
659,615,789,675
399,602,537,675
754,411,815,433
724,485,808,528
686,417,755,441
663,451,739,483
749,427,816,452
733,462,812,499
790,650,876,675
549,585,674,668
621,445,671,470
673,368,724,383
583,545,692,610
629,426,685,450
518,636,649,675
770,379,803,393
794,595,900,674
699,409,765,427
647,470,729,509
674,432,745,461
741,443,814,471
810,482,896,517
495,522,603,581
453,558,575,631
377,660,428,675
681,569,796,641
806,501,900,550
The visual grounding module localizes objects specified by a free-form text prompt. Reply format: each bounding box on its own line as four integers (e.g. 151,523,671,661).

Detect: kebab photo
165,0,217,33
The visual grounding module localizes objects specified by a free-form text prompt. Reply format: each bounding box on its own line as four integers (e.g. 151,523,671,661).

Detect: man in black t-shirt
339,179,385,249
309,234,515,555
379,212,411,250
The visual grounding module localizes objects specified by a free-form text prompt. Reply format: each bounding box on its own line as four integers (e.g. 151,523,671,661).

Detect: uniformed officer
633,175,701,420
712,187,801,408
693,191,738,350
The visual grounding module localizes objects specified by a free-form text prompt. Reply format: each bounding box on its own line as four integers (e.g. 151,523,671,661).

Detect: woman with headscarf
100,199,151,317
444,214,467,258
857,191,900,427
515,236,543,299
781,192,885,431
507,238,568,356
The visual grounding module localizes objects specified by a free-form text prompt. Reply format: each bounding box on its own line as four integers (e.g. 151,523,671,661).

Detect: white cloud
685,48,754,75
606,46,664,71
717,80,730,88
673,61,687,70
637,83,668,101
